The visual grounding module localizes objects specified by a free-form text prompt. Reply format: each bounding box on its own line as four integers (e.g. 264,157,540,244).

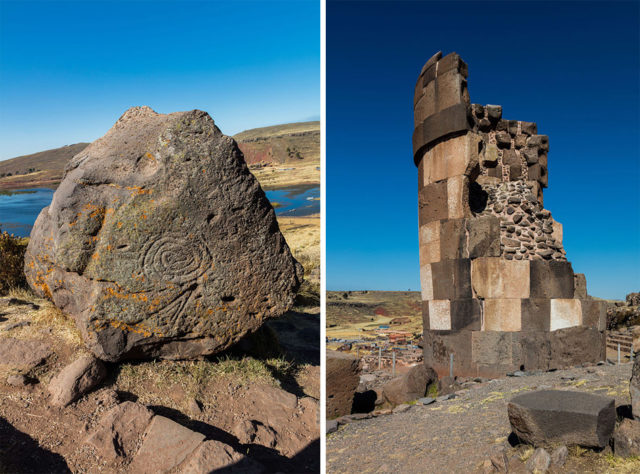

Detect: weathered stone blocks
421,134,480,186
471,258,530,299
431,259,471,300
550,299,582,331
484,299,521,331
530,260,574,299
418,181,448,225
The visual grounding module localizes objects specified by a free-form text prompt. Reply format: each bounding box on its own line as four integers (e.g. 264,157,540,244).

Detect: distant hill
233,121,320,165
0,143,89,189
0,121,320,190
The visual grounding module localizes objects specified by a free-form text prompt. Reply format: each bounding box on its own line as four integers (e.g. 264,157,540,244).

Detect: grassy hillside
0,143,89,189
0,121,319,191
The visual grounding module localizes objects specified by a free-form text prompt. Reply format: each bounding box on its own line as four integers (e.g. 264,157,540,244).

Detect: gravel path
327,363,633,473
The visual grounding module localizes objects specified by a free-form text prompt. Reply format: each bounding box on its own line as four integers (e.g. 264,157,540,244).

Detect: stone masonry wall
475,180,566,261
414,51,606,378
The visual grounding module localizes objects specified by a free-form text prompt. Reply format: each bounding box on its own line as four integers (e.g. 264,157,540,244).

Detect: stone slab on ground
508,390,615,448
85,401,154,461
129,415,205,474
0,337,52,371
382,364,437,405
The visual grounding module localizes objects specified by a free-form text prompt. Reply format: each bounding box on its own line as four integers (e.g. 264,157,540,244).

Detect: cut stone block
428,300,451,330
521,299,551,331
550,299,582,331
415,103,471,162
420,264,433,301
436,52,468,79
414,80,436,126
472,331,515,366
447,175,468,219
418,181,448,225
467,216,501,258
529,260,574,299
581,300,606,331
434,69,465,112
422,133,480,185
471,258,530,299
450,299,482,331
484,299,521,332
574,273,587,299
508,390,615,448
551,219,563,244
431,258,472,300
439,219,466,260
419,221,441,265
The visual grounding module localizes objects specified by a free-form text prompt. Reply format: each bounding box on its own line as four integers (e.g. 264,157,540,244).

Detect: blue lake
0,185,319,238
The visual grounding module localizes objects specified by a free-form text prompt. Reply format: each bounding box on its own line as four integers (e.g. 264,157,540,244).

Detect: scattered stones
550,445,568,467
508,390,615,448
24,106,303,362
0,338,52,372
326,419,338,434
382,364,437,405
418,397,435,405
525,447,550,472
48,355,107,407
327,350,359,419
613,418,640,458
392,404,411,414
6,374,28,387
86,401,155,461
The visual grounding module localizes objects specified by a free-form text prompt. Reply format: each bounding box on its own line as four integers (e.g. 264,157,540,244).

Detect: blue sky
0,0,319,159
327,0,640,300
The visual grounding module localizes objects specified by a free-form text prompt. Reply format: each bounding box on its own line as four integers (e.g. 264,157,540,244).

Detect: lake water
0,185,319,237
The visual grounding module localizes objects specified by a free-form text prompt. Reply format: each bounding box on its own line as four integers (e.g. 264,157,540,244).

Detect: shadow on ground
0,417,70,473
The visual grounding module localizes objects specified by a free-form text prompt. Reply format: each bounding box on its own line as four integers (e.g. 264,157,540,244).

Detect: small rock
436,394,456,402
48,355,107,407
326,419,338,434
560,375,575,381
2,320,31,331
550,445,568,467
613,418,640,458
392,404,411,414
418,397,435,405
490,447,509,472
525,448,550,472
187,397,202,417
6,374,28,387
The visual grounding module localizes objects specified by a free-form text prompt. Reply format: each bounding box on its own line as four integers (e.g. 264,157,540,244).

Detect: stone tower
414,51,606,377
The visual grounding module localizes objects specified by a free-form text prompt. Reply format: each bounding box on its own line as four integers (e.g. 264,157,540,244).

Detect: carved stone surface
25,106,303,361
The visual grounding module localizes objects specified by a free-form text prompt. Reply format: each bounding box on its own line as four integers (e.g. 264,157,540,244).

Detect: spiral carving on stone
141,233,211,285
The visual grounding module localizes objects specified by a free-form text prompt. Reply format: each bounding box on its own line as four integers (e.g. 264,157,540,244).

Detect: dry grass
116,355,295,409
604,454,640,473
2,288,84,348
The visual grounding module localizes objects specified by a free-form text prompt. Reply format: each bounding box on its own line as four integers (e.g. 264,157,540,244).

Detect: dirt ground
327,362,639,474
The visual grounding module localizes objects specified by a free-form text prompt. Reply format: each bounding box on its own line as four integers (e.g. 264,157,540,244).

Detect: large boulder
25,107,303,362
508,390,615,448
326,351,359,419
632,356,640,419
382,364,438,405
